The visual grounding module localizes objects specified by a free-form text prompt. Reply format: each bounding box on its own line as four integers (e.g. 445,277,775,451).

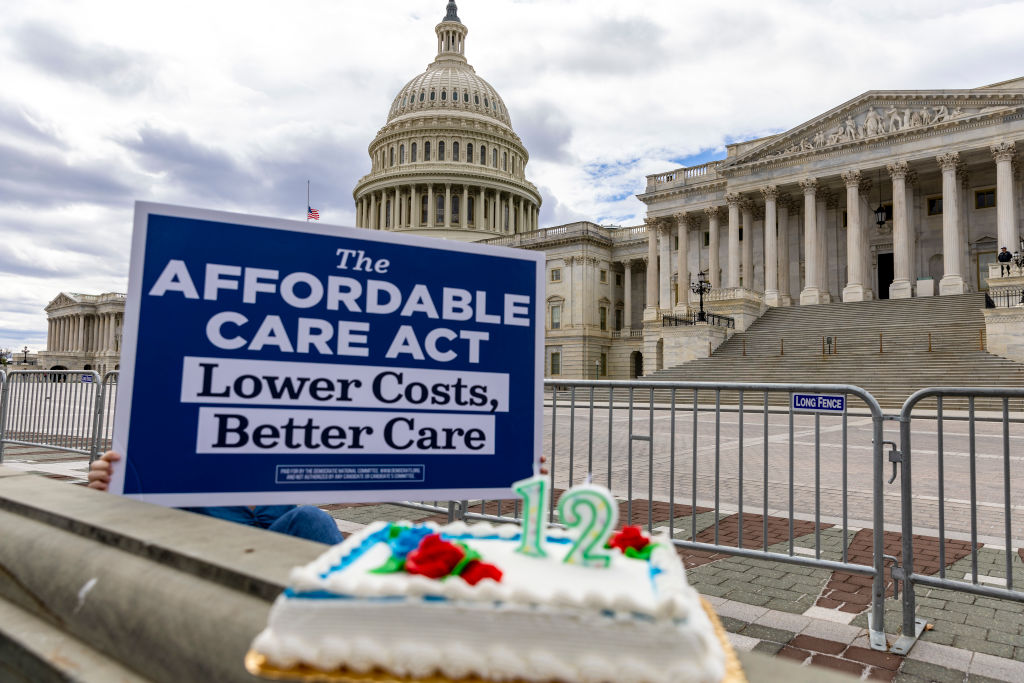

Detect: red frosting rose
608,525,650,554
459,560,503,586
404,534,465,579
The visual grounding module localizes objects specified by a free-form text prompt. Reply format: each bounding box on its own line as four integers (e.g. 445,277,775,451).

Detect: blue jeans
185,505,345,545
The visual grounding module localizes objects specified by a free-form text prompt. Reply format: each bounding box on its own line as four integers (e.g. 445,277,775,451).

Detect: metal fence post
891,412,924,655
868,410,888,651
89,374,108,463
0,370,8,462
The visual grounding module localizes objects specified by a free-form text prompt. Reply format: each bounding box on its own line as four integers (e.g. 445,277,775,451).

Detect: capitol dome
353,1,541,242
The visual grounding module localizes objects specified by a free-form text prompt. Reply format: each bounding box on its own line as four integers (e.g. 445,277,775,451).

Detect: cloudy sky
1,0,1023,352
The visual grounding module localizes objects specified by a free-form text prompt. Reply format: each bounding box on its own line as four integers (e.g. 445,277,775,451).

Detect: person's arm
87,451,120,492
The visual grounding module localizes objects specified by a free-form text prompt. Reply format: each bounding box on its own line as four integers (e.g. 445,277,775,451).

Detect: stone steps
648,293,1024,409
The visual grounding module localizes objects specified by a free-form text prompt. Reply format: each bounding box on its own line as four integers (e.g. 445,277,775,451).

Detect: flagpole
306,180,310,221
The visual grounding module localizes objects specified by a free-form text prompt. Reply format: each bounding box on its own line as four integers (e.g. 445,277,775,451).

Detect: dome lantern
435,2,468,64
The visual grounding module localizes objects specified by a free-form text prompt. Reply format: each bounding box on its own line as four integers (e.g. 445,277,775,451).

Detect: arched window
438,141,445,161
385,200,391,228
452,89,458,101
492,149,498,167
463,92,469,103
474,94,480,105
503,151,508,171
435,193,445,224
425,141,431,161
421,195,428,224
466,143,473,162
467,196,475,224
411,142,417,162
399,144,405,164
451,194,460,222
484,97,489,108
441,90,447,101
480,145,486,164
430,90,436,101
453,142,459,161
402,96,407,106
390,147,395,166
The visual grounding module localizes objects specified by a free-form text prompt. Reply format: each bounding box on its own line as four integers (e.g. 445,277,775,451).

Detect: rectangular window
703,231,710,247
615,273,622,287
599,269,607,283
599,307,607,331
927,197,943,215
842,210,847,227
550,351,561,376
739,227,743,241
975,189,996,210
424,141,431,161
550,305,561,330
615,308,623,331
600,352,607,377
550,268,561,282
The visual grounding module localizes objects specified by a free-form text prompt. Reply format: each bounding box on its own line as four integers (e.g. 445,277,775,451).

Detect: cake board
244,598,745,683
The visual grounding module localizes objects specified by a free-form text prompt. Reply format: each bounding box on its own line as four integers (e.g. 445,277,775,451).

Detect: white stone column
107,313,115,352
506,194,513,232
705,207,721,288
799,178,823,305
761,186,780,306
958,165,971,286
993,141,1018,255
623,261,633,330
675,214,690,313
444,184,452,228
726,193,741,288
427,186,435,228
76,314,84,352
367,194,376,230
858,177,875,299
816,191,830,303
740,199,754,290
411,186,420,228
777,195,791,305
659,224,671,310
888,161,913,298
644,219,659,318
937,152,966,294
842,171,868,301
355,198,363,228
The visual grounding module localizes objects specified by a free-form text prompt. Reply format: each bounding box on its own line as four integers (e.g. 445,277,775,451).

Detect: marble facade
37,292,125,375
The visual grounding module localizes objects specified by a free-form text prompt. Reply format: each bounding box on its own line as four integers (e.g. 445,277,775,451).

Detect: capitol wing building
36,2,1024,382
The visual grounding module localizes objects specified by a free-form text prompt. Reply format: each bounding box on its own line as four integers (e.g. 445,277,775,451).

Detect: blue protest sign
110,203,543,506
791,393,846,413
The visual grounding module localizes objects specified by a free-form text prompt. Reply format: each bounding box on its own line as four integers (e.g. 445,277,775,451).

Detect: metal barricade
89,371,120,462
399,378,890,650
893,387,1024,655
0,370,102,461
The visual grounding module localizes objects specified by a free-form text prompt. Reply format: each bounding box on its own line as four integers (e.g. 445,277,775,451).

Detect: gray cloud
0,142,133,208
537,185,586,228
0,100,65,148
514,101,574,163
11,22,157,96
559,17,668,75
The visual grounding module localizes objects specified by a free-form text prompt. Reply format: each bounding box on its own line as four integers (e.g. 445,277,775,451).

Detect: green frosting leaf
624,543,659,561
450,542,482,577
370,555,407,574
387,524,407,539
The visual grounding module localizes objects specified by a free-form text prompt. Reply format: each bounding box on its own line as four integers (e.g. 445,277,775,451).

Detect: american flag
307,206,320,221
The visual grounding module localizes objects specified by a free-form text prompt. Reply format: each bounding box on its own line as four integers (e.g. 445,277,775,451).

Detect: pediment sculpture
749,101,1014,162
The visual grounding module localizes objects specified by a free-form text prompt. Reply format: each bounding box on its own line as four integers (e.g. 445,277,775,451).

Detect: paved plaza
3,396,1023,681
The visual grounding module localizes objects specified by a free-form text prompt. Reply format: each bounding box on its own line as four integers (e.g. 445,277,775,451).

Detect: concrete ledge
0,467,324,682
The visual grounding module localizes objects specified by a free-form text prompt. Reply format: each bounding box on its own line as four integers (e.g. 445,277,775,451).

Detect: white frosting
254,520,725,683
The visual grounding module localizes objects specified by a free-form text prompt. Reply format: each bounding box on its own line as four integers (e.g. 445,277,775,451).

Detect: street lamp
874,169,887,228
594,360,600,380
690,270,712,322
22,346,28,363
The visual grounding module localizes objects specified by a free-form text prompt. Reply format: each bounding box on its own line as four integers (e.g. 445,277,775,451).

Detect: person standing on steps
998,246,1013,277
